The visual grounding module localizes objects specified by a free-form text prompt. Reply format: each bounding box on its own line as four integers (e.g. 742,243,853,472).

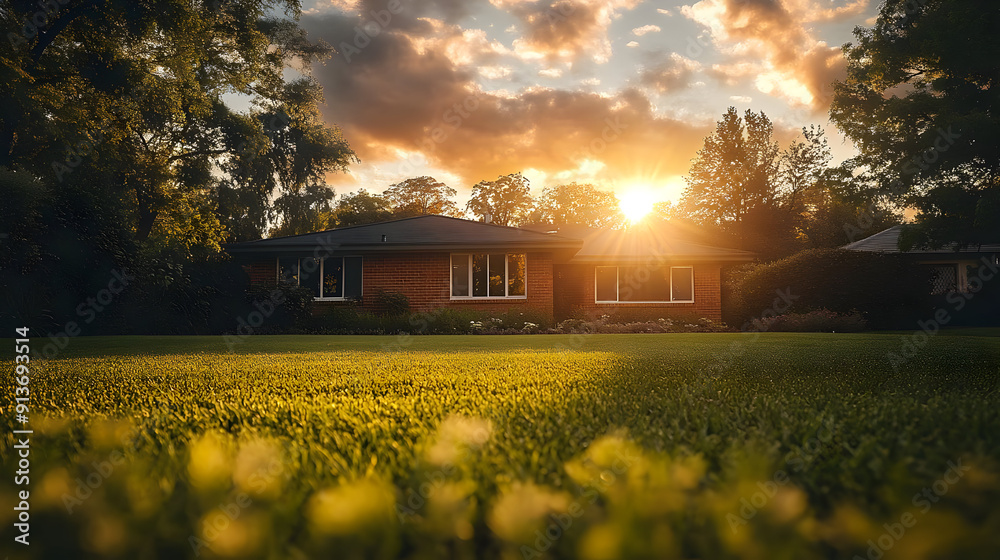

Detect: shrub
757,309,867,332
728,248,933,330
555,315,728,334
374,290,410,317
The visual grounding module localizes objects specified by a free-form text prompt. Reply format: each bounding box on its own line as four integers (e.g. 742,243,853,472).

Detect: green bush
728,248,933,330
757,309,867,332
374,290,410,316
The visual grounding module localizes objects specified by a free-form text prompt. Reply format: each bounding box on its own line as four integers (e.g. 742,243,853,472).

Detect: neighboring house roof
225,215,583,256
843,226,1000,254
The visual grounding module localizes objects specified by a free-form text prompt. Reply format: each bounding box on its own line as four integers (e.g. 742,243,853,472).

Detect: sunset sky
296,0,878,207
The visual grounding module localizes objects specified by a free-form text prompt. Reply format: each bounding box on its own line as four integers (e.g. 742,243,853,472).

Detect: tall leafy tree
382,176,460,217
330,189,393,227
0,0,355,247
465,173,535,227
681,109,840,258
531,182,624,228
682,108,788,255
830,0,1000,249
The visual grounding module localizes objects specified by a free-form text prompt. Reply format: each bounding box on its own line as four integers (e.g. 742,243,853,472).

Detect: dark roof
843,225,1000,254
567,222,754,263
520,220,753,262
225,215,582,255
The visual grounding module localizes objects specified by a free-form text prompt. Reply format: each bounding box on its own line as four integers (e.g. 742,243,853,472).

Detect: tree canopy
0,0,355,331
331,189,393,227
1,0,355,248
680,108,859,258
382,176,460,218
465,173,534,227
531,182,624,228
830,0,999,249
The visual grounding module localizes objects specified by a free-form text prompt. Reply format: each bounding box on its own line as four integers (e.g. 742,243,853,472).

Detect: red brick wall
244,260,276,287
270,251,554,318
553,263,723,322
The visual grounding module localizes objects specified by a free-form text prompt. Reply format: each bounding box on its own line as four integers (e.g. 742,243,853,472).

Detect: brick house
225,215,753,322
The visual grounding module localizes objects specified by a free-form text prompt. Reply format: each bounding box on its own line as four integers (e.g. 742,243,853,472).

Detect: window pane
507,254,526,296
595,266,618,302
452,254,470,296
278,257,299,286
300,257,321,298
323,257,344,298
344,257,363,300
488,253,506,296
930,265,956,295
671,267,694,301
621,266,670,301
472,254,488,297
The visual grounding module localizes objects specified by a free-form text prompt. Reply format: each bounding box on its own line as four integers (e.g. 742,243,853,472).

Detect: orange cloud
492,0,640,63
681,0,868,110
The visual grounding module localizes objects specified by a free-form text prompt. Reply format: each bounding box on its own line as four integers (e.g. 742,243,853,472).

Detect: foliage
756,309,867,333
330,189,393,227
555,315,727,334
466,172,535,226
382,176,460,218
728,248,933,330
530,182,624,228
1,0,355,246
3,334,1000,558
830,0,1000,249
681,109,838,260
373,290,410,317
305,306,554,335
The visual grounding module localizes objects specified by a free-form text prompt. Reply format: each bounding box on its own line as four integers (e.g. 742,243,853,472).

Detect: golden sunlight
618,185,659,224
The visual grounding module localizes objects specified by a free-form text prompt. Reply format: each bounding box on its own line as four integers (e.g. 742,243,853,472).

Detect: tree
382,176,460,217
531,182,624,228
830,0,1000,249
330,189,393,227
0,0,355,246
465,173,535,226
681,108,791,256
798,168,903,248
681,109,841,258
269,183,337,238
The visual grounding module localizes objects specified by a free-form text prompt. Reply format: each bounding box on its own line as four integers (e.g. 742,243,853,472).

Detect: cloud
626,40,639,48
639,53,701,94
490,0,641,63
657,8,672,16
301,11,709,191
631,24,661,36
729,95,752,103
680,0,869,110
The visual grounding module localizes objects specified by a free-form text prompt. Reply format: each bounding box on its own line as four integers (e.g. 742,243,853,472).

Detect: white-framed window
278,256,363,300
451,253,527,298
595,265,694,303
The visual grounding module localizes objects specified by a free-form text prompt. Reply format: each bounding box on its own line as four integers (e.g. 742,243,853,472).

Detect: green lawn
3,332,999,559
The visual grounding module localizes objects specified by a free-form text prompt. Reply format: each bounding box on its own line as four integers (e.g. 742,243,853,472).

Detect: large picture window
594,266,694,303
278,256,362,300
451,253,527,298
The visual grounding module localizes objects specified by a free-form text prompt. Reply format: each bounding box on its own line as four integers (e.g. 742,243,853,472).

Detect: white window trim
450,253,528,300
276,256,363,301
594,265,695,304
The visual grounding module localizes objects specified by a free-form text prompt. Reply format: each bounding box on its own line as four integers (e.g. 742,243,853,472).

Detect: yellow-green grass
2,333,999,559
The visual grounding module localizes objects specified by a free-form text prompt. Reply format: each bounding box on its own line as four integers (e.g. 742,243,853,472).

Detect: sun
618,186,658,224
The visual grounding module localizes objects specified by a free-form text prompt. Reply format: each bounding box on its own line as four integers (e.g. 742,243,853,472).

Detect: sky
295,0,879,208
